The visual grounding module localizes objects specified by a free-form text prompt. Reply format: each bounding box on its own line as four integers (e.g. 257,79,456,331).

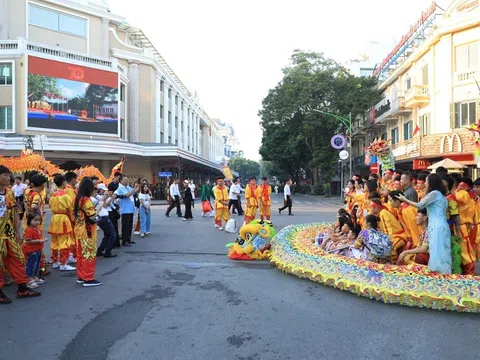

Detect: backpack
225,219,237,233
364,229,392,259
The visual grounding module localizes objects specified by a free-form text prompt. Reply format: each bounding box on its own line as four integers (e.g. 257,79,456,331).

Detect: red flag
413,124,420,136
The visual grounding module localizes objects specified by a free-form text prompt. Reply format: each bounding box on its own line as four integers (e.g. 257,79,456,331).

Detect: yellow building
0,0,227,182
353,0,479,177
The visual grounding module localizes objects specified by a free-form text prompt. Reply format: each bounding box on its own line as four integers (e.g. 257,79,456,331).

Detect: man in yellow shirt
370,198,408,262
388,190,421,247
455,178,476,275
256,177,272,221
213,177,229,231
244,177,259,224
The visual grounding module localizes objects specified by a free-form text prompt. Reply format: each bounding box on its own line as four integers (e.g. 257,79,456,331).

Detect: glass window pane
0,107,5,129
461,103,468,126
468,43,479,69
456,45,468,71
455,103,460,128
469,102,476,124
30,5,59,31
6,107,12,130
59,13,86,37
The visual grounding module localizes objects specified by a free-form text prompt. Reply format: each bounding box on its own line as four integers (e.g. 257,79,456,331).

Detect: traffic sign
158,172,173,177
369,163,379,174
330,135,346,150
339,150,349,160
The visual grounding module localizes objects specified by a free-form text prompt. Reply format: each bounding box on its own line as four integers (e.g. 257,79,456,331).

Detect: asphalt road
1,194,479,360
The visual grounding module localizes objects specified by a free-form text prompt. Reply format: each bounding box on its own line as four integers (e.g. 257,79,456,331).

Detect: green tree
228,158,260,181
259,50,381,186
27,74,59,101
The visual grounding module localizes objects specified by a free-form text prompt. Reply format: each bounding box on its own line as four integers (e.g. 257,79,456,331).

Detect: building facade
212,118,244,161
0,0,225,181
352,0,480,177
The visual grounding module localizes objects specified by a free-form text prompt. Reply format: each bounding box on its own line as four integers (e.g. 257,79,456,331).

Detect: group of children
315,166,480,275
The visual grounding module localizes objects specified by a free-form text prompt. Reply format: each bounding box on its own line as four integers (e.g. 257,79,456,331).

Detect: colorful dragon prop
469,121,480,162
226,220,276,260
364,138,395,176
270,223,480,313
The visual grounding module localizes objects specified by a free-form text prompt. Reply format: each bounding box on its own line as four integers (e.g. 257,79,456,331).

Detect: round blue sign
330,135,346,150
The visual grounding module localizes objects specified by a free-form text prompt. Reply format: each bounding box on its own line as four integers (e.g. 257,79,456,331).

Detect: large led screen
27,56,119,135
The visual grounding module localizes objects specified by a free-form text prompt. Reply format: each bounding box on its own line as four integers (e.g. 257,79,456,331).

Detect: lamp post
313,109,353,181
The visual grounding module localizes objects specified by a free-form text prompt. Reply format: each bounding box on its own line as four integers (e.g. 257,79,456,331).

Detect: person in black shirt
183,180,193,221
107,172,122,247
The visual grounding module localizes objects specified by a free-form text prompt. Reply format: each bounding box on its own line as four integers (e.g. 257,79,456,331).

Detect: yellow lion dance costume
226,219,276,260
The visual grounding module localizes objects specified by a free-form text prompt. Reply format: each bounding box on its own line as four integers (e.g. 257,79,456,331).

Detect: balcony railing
405,85,430,108
0,40,19,51
454,69,478,85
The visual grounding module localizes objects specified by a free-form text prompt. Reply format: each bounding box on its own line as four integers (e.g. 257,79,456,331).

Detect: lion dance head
227,219,276,261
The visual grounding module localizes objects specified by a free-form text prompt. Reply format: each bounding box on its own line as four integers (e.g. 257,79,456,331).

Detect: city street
2,194,480,360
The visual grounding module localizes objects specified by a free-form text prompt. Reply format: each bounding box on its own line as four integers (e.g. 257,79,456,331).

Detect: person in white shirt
188,181,196,208
95,184,117,258
12,176,27,219
278,179,293,216
139,183,152,236
228,178,244,216
165,179,182,217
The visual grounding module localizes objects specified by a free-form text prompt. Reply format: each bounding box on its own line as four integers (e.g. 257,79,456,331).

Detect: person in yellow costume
49,175,76,271
473,178,480,260
23,175,47,235
65,172,78,262
388,190,421,248
213,177,229,231
456,178,476,275
370,198,407,263
244,177,259,224
256,176,272,221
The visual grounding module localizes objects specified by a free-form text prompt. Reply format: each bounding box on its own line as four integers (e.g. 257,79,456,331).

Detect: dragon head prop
226,219,276,261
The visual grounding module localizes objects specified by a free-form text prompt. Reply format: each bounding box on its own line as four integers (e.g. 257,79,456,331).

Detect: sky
110,0,446,161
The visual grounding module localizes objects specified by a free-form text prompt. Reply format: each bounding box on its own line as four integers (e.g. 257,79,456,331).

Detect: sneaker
83,279,102,287
278,208,282,214
140,233,145,238
52,262,60,269
0,290,11,304
34,278,46,285
214,224,219,228
60,264,76,271
183,218,186,221
67,257,77,264
45,259,53,265
16,285,41,298
76,278,85,284
146,232,151,235
134,231,140,235
27,281,39,289
219,227,224,231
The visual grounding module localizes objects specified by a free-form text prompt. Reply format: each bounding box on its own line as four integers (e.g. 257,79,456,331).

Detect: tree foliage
28,75,59,101
228,157,260,181
259,50,382,185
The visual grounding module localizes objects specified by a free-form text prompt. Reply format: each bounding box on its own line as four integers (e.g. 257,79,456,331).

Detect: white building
0,0,225,181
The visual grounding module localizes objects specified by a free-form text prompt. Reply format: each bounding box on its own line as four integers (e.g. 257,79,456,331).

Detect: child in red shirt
22,213,47,288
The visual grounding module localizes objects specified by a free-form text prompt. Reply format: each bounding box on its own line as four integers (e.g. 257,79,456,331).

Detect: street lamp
313,109,353,181
23,135,34,156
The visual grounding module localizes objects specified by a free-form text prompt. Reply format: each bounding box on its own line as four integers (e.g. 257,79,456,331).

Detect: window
160,105,164,119
175,116,178,128
0,63,13,85
381,132,387,140
456,42,479,71
391,127,399,145
168,136,172,144
175,139,178,146
168,88,172,99
120,118,125,139
160,80,164,92
120,84,125,102
181,102,184,110
421,113,430,135
160,132,164,142
403,120,413,140
29,5,87,38
0,106,13,131
175,95,178,106
181,121,184,130
421,65,428,86
454,101,477,128
405,77,412,90
168,111,171,124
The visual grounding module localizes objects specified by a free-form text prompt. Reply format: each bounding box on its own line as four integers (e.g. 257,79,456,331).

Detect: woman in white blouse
139,184,152,237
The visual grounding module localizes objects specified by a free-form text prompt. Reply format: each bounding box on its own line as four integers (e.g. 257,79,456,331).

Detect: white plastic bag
225,219,237,233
